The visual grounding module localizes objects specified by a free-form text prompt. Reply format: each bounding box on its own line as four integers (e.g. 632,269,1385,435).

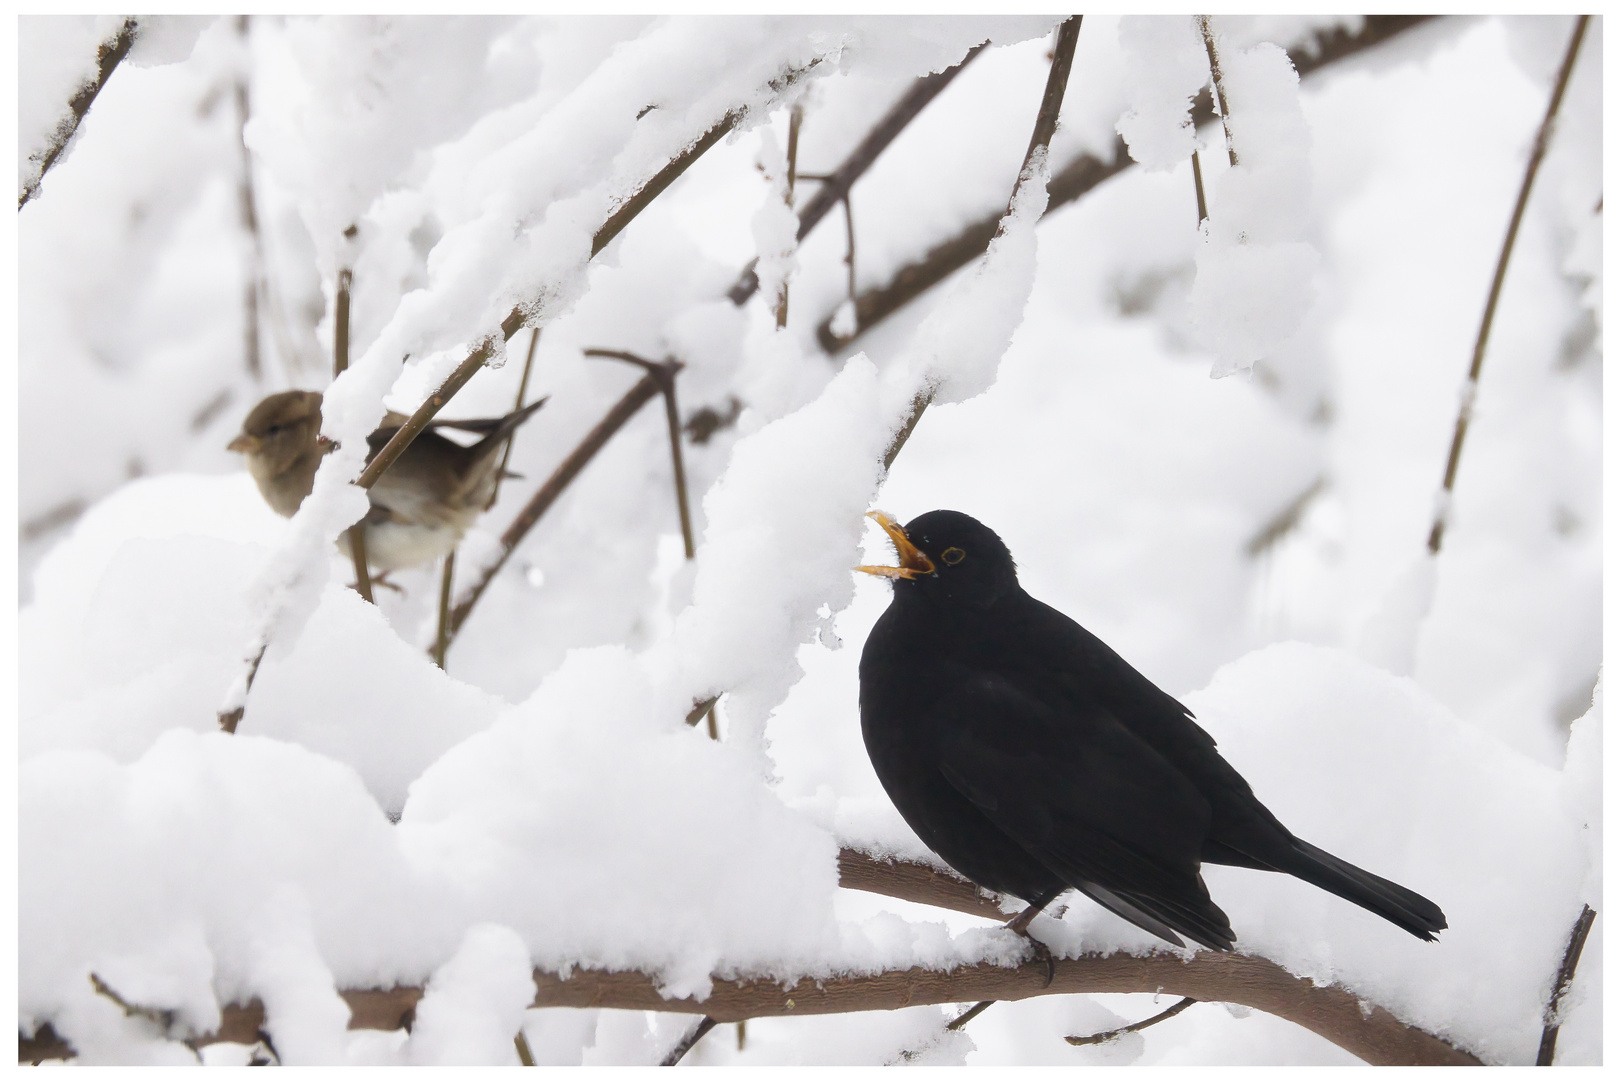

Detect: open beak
856,510,936,580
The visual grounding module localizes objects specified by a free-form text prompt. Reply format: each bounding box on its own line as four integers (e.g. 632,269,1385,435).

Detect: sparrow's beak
227,433,259,454
856,510,936,580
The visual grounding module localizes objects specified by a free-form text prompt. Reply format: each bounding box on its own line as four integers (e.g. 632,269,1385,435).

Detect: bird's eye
941,547,966,565
265,424,282,435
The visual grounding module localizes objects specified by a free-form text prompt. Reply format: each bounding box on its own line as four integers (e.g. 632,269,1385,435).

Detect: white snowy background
17,14,1601,1066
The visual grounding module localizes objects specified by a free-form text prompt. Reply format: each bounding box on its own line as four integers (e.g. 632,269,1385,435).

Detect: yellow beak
227,433,260,454
856,510,936,580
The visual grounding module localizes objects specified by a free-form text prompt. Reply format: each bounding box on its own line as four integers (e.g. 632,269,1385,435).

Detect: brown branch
1065,995,1197,1046
235,15,263,382
1191,150,1209,226
217,640,268,733
1197,16,1239,168
729,44,987,306
774,104,802,329
514,1029,537,1065
1536,904,1596,1065
1426,13,1588,556
442,369,665,642
18,851,1485,1066
432,550,454,670
661,1015,717,1066
19,17,140,209
868,16,1082,453
817,16,1439,353
580,349,695,558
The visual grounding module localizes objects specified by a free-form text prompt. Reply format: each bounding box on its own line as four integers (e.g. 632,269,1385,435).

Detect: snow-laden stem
21,849,1483,1066
1425,13,1589,556
817,17,1438,353
1196,16,1239,167
355,106,742,500
1536,904,1597,1065
774,105,802,329
432,550,454,670
18,16,140,210
727,44,987,307
883,15,1081,462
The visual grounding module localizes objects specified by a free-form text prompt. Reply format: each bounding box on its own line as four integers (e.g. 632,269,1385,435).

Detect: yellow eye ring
941,547,966,565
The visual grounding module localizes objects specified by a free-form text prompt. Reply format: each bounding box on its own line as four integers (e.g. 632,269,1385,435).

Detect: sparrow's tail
466,396,549,459
1282,838,1447,942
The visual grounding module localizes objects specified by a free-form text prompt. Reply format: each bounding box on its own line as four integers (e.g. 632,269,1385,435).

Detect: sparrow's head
858,509,1019,609
229,390,326,516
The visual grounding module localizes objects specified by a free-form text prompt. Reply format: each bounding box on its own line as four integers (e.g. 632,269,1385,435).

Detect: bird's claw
1026,936,1056,988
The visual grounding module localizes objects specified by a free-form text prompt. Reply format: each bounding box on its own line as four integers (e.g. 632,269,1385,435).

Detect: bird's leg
1004,893,1060,987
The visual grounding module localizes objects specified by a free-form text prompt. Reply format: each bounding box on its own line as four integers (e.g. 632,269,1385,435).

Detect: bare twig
217,640,268,733
490,328,543,511
946,999,995,1031
729,45,986,305
1066,995,1198,1046
1536,904,1596,1065
332,265,375,604
876,16,1081,458
1197,16,1239,167
817,17,1437,353
19,17,140,209
775,105,802,328
661,1015,717,1065
442,370,665,643
582,350,696,559
432,551,454,669
1191,150,1209,226
234,16,263,381
1427,13,1588,557
1245,476,1326,557
841,193,857,304
514,1029,537,1066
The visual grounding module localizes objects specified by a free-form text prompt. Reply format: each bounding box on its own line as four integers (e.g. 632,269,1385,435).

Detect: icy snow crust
19,14,1600,1067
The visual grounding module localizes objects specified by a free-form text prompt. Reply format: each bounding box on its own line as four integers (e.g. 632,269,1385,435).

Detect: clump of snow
1188,25,1320,377
1115,16,1210,171
407,924,535,1064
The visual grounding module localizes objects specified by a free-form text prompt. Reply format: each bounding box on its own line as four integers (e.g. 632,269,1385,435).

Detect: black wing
931,672,1236,950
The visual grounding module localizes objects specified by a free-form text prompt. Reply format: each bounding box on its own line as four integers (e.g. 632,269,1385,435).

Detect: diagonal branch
1426,13,1589,556
877,15,1082,464
818,16,1439,353
19,16,141,209
728,44,987,305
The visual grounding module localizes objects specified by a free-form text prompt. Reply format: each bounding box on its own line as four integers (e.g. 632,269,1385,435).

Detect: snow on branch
18,850,1483,1066
18,17,140,210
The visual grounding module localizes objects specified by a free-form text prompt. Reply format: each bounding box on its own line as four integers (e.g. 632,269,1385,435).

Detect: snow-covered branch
17,849,1484,1066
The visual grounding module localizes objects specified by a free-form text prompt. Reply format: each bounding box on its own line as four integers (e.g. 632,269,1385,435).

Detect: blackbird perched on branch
857,509,1446,952
229,390,546,574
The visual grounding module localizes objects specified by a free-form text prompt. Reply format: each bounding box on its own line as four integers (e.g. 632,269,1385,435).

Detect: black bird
857,509,1446,952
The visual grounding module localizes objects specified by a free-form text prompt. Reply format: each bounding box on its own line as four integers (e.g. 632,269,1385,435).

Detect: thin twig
946,999,995,1031
729,45,986,305
877,16,1081,459
333,265,375,603
514,1029,537,1066
432,550,454,670
490,327,543,511
19,17,140,209
1197,16,1239,168
581,349,695,557
775,104,802,328
442,370,665,643
817,17,1436,353
218,641,268,733
1426,13,1588,556
1536,904,1596,1065
235,15,263,382
841,193,857,304
661,1016,717,1065
1191,149,1209,226
1066,996,1198,1046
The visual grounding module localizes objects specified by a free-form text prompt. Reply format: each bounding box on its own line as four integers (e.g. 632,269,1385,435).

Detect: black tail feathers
1286,839,1447,942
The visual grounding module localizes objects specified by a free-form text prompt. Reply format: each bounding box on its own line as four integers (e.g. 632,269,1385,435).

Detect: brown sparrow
228,389,546,573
